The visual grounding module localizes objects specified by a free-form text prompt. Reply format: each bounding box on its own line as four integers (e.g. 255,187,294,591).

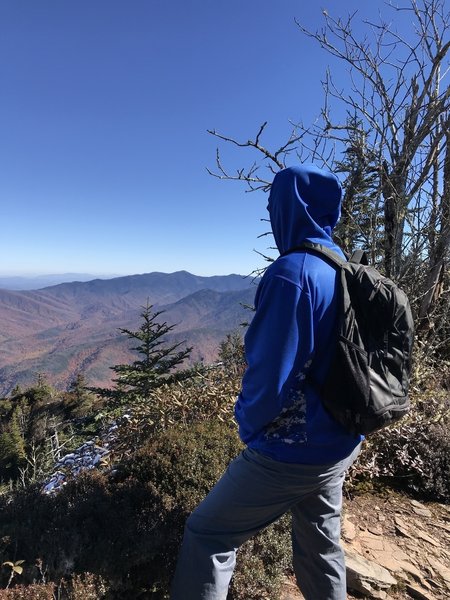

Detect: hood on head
267,164,342,254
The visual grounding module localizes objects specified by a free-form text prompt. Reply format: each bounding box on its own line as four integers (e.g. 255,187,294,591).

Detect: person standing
170,164,363,600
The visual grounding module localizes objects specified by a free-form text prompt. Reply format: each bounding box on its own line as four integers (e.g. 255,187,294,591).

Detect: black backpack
293,242,415,436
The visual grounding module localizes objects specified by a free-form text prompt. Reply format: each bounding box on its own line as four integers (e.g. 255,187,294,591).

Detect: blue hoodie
234,164,362,464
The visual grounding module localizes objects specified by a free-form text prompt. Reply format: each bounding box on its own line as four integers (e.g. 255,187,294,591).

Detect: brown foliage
348,355,450,501
0,584,54,600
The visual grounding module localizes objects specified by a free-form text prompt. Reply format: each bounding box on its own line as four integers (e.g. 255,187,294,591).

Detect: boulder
345,547,397,597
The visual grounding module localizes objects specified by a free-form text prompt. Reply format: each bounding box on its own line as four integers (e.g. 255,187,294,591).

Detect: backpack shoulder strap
281,241,345,268
283,242,371,268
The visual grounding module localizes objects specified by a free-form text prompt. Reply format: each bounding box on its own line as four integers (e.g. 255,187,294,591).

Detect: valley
0,271,256,395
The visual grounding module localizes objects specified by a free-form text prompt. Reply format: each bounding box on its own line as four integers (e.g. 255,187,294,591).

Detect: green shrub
104,366,241,467
229,515,291,600
0,421,292,599
115,421,291,599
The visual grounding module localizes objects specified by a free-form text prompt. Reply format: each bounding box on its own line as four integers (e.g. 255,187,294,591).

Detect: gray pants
170,444,361,600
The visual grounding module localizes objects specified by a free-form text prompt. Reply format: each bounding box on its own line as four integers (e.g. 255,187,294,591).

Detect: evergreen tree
218,331,246,377
65,373,96,417
0,412,26,481
89,302,193,405
26,373,55,407
333,119,383,262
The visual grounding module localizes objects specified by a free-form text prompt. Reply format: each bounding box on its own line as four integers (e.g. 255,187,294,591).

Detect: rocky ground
280,492,450,600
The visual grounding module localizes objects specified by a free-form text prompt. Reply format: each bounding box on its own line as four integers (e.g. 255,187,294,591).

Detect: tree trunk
418,129,450,332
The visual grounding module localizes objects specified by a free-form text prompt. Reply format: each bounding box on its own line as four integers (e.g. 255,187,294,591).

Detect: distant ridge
39,270,252,307
0,270,256,395
0,273,112,291
0,270,250,292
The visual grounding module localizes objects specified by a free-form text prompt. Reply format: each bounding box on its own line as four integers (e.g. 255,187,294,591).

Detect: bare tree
208,0,450,350
207,121,305,192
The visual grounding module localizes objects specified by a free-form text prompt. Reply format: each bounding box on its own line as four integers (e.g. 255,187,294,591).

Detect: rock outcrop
281,496,450,600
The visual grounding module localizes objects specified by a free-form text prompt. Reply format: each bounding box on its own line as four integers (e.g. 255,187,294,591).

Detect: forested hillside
0,271,255,395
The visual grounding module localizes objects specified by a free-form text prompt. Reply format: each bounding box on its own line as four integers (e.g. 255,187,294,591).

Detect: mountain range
0,273,113,291
0,271,256,395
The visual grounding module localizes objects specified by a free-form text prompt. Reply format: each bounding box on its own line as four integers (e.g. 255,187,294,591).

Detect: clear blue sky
0,0,402,277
